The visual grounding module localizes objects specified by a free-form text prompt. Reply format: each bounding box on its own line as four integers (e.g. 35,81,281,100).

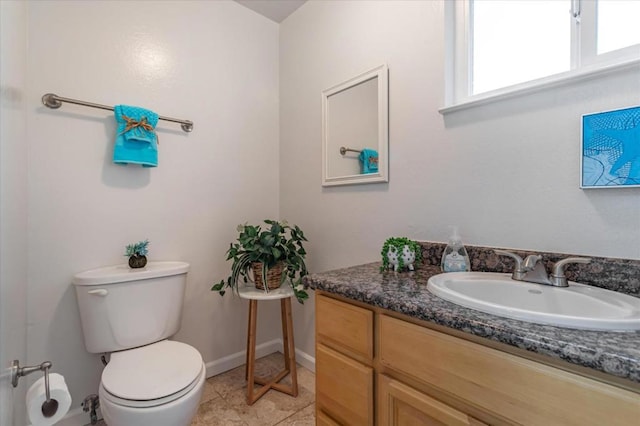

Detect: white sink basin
427,272,640,331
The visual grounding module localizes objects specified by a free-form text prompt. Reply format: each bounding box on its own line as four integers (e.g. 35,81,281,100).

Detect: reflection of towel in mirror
113,105,159,167
359,148,378,174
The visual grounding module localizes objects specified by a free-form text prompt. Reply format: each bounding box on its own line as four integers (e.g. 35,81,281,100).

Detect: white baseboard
295,347,316,373
205,339,315,377
204,339,281,378
56,340,315,426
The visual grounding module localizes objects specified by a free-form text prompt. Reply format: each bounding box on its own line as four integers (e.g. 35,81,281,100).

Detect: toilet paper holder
11,359,59,418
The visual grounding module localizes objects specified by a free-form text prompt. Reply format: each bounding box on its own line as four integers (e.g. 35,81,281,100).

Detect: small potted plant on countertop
125,239,149,269
212,220,309,303
380,237,423,272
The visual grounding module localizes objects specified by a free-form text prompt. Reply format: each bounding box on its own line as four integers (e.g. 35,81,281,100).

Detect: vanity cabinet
316,292,640,426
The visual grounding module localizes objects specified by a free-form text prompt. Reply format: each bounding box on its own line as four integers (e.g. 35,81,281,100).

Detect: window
472,1,570,95
597,0,640,55
444,0,640,110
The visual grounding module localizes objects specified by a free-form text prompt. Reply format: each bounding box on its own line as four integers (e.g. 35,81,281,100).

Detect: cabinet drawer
317,344,374,426
378,374,486,426
379,315,640,425
317,294,374,362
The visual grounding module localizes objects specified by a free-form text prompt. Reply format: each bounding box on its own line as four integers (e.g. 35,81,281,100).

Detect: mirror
322,64,388,186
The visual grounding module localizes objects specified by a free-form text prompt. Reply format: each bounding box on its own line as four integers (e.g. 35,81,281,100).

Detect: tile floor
93,352,316,426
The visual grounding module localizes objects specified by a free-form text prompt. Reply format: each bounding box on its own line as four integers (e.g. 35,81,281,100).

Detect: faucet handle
494,250,527,279
550,257,592,287
494,250,523,268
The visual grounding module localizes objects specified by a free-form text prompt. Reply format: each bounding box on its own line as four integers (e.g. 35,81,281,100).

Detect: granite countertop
304,262,640,386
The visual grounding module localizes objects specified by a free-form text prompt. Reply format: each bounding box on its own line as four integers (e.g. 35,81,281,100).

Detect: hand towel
359,148,379,174
113,105,159,167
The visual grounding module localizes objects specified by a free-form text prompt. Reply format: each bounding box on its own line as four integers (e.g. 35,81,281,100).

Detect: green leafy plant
212,220,309,303
124,239,149,257
380,237,423,272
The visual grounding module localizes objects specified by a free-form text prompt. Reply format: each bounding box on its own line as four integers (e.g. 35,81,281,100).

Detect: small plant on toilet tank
125,239,149,268
381,237,422,272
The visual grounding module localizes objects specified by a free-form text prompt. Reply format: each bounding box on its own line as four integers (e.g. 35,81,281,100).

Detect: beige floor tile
280,365,315,394
252,352,288,377
275,403,315,426
200,379,219,404
206,354,286,399
224,381,316,426
250,352,315,395
191,395,247,426
205,364,246,399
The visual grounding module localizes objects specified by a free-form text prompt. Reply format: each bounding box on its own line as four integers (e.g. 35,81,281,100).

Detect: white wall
280,1,640,356
1,2,29,425
22,0,282,421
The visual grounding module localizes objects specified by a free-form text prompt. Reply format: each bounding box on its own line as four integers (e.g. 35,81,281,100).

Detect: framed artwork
581,105,640,188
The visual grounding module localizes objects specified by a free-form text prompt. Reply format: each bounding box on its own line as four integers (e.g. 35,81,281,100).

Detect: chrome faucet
494,249,591,287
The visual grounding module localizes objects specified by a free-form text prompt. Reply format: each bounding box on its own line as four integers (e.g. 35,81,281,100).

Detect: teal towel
113,105,159,167
359,148,379,174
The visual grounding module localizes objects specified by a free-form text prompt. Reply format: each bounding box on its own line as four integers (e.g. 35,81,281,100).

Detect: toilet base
99,362,205,426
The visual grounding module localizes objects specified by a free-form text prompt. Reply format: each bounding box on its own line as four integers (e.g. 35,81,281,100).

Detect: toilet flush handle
87,289,108,297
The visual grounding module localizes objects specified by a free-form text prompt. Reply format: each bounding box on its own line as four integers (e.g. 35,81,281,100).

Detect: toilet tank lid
72,261,190,286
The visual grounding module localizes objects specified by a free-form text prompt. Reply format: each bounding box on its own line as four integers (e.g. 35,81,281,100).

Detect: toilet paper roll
26,373,72,426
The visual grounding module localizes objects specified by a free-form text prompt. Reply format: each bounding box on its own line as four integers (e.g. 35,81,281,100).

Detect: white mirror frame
322,64,389,187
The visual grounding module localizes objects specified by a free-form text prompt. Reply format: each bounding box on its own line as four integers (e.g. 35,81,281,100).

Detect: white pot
386,245,416,272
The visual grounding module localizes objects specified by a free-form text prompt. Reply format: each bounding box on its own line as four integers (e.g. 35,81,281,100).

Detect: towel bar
42,93,193,132
340,146,362,155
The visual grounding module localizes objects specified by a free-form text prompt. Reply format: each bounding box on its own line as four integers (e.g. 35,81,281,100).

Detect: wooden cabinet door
316,344,374,426
378,374,486,426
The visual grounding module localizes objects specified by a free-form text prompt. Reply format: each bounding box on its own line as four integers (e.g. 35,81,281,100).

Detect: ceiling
234,0,307,23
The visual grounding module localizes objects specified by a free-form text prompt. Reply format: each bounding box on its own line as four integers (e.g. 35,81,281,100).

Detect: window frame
441,0,640,114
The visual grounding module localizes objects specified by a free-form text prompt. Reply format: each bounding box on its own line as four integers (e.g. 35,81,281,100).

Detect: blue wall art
581,105,640,188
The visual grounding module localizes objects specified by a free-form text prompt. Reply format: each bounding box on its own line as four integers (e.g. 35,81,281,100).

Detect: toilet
73,261,205,426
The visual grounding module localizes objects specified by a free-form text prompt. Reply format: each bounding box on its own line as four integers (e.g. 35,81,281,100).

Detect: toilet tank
73,261,190,353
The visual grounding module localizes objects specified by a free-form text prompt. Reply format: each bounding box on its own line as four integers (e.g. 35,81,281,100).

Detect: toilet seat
100,365,204,408
101,340,203,408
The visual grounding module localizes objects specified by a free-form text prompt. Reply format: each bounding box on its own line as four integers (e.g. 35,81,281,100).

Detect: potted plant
212,220,309,303
380,237,423,272
125,239,149,268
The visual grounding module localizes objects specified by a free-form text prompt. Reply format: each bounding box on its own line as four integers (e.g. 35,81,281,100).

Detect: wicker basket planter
252,262,285,290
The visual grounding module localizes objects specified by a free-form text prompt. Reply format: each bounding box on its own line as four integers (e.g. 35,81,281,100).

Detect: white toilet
73,261,205,426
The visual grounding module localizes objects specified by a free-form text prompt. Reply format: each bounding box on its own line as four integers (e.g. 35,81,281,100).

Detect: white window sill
439,57,640,115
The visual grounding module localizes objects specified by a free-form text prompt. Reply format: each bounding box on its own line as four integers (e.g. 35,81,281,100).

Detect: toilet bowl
73,262,204,426
98,340,205,426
